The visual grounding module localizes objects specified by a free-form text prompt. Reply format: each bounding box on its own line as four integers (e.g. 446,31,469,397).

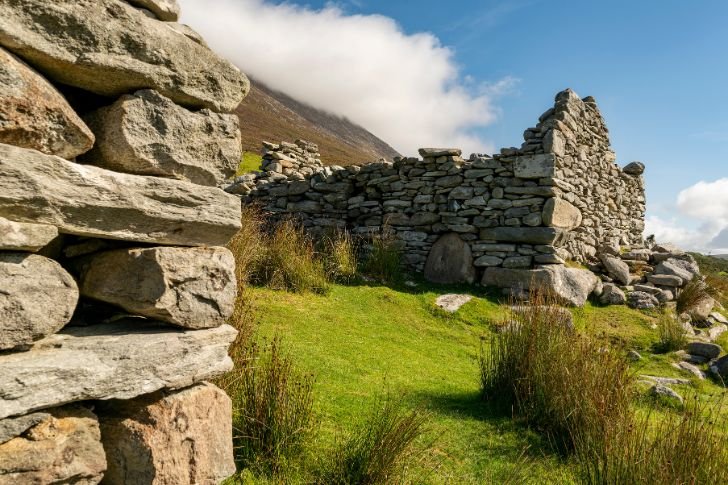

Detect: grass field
237,152,263,176
230,273,728,484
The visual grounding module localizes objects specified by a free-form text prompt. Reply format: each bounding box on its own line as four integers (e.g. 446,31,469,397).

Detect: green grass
237,151,263,176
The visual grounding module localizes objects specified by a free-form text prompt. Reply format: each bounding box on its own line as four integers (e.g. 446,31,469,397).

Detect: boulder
600,254,631,286
647,274,683,287
77,247,236,329
0,47,94,159
481,265,599,307
0,143,241,246
627,291,659,310
0,253,78,351
0,406,106,484
654,257,700,284
126,0,180,21
649,384,683,405
98,383,234,485
479,227,562,245
685,341,722,359
424,233,476,284
0,0,248,113
673,361,706,380
0,321,236,419
81,90,241,186
687,297,715,323
622,161,645,175
0,217,58,252
710,355,728,382
600,283,626,305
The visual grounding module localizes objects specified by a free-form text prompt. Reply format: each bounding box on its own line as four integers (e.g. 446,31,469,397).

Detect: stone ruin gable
227,89,646,284
0,0,244,482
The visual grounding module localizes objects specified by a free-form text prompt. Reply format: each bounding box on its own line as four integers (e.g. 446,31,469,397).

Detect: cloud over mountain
178,0,515,156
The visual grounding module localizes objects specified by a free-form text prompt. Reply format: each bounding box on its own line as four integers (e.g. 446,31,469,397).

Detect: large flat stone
0,406,106,484
0,0,248,112
0,143,241,246
479,226,561,245
98,383,235,485
482,265,599,306
0,321,236,419
600,254,631,286
77,247,236,329
0,47,94,159
0,217,58,252
513,154,556,179
81,90,241,186
0,253,78,351
0,412,50,445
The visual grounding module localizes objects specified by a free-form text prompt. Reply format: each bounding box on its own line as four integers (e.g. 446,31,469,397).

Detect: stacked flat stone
226,89,644,306
0,0,246,482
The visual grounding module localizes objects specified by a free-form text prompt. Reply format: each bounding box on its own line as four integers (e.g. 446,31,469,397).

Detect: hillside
235,79,400,165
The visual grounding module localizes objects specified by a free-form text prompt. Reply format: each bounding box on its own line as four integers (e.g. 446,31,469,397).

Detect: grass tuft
316,399,430,485
654,310,688,353
676,277,717,316
361,229,403,285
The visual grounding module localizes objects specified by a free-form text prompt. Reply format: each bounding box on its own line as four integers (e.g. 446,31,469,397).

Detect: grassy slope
245,280,674,483
236,152,262,176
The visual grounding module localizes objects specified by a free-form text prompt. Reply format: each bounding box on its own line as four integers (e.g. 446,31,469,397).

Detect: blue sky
181,0,728,252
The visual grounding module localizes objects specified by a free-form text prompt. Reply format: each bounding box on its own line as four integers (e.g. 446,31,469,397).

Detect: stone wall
0,1,244,482
227,90,646,290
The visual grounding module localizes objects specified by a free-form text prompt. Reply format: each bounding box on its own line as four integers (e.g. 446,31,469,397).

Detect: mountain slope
235,79,400,166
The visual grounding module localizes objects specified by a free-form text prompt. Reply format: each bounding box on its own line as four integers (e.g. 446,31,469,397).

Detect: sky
178,0,728,254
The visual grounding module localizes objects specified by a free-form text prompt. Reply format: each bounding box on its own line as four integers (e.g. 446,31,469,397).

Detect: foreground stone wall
227,90,646,291
0,1,244,482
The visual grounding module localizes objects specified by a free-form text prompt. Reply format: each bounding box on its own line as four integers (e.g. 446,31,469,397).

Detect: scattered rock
622,161,645,175
627,291,660,310
0,253,78,351
0,406,106,484
435,294,473,313
81,90,241,186
0,217,58,252
0,0,249,112
98,382,234,485
672,361,705,380
649,384,683,405
0,321,236,419
599,254,631,286
0,143,241,246
710,355,728,381
708,324,728,342
685,341,722,359
687,297,716,323
424,233,476,285
600,283,626,305
0,47,94,159
627,350,642,361
77,246,236,329
654,257,700,284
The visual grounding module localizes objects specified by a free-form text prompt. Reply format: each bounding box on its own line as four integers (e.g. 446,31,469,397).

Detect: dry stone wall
0,0,243,482
227,89,646,302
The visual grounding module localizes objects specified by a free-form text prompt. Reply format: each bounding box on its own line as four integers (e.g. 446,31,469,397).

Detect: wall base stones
0,0,244,480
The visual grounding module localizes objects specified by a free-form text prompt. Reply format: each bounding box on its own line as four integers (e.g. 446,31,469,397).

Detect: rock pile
227,89,645,306
0,0,246,482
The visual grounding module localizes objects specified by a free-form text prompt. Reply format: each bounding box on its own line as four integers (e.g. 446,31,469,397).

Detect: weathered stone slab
0,0,249,112
0,321,236,419
654,257,700,284
424,233,476,284
482,265,599,306
81,90,241,186
513,154,556,179
0,217,58,252
0,253,78,351
600,254,631,286
0,47,94,159
77,247,236,329
418,148,461,158
0,143,241,246
542,198,582,230
479,227,561,245
0,412,50,445
435,294,473,313
126,0,180,21
98,383,235,485
0,406,106,484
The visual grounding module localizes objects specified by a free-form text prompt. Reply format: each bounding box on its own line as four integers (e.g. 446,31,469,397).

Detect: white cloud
646,177,728,253
177,0,514,156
